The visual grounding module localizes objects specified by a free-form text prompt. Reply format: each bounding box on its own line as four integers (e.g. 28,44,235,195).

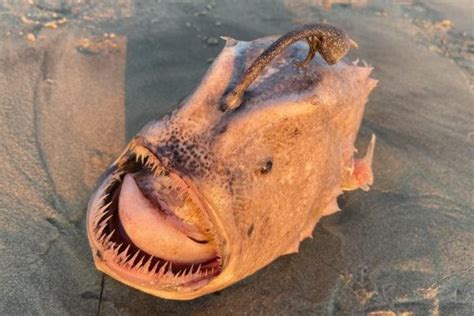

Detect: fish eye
260,159,273,174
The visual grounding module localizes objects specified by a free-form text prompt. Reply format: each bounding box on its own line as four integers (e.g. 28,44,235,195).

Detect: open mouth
87,141,222,290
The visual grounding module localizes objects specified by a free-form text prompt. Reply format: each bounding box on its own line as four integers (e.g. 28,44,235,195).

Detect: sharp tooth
96,193,109,206
185,265,192,277
122,253,133,267
129,250,140,266
119,244,131,260
99,214,113,227
188,264,195,276
98,232,107,243
94,202,112,223
104,229,115,245
197,264,204,275
121,255,131,266
122,244,131,256
180,267,189,279
98,193,107,203
134,256,145,271
166,262,173,277
113,243,123,256
157,261,169,277
191,264,202,277
164,262,172,277
94,210,110,227
95,222,108,238
143,256,153,272
173,269,182,278
151,260,160,275
108,242,117,251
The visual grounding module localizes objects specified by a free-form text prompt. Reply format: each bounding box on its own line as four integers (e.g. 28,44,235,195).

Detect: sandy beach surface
0,0,473,314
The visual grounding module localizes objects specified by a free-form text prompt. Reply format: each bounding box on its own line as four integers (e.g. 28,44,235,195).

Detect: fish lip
86,139,225,294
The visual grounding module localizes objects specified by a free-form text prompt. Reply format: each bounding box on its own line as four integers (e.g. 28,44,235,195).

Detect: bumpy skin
87,25,377,300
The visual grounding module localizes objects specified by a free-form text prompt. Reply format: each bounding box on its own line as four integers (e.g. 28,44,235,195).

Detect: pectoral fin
342,134,376,191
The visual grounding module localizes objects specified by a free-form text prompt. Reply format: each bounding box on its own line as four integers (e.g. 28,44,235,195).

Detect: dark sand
0,0,472,315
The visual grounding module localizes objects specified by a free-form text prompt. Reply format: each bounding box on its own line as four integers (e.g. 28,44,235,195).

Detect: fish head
86,30,377,300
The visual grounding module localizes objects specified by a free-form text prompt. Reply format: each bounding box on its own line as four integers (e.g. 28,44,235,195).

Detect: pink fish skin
86,23,377,300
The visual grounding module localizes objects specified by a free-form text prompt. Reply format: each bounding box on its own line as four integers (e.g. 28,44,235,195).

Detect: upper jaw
86,139,226,294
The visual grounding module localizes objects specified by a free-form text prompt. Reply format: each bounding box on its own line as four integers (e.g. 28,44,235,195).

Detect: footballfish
86,23,377,300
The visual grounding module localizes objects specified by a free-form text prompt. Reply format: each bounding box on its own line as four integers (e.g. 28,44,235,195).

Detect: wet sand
0,0,473,315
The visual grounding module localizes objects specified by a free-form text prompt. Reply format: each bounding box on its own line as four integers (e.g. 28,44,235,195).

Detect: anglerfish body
86,23,377,300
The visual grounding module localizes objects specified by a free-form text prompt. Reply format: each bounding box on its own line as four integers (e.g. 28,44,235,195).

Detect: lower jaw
93,247,219,292
95,258,221,300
